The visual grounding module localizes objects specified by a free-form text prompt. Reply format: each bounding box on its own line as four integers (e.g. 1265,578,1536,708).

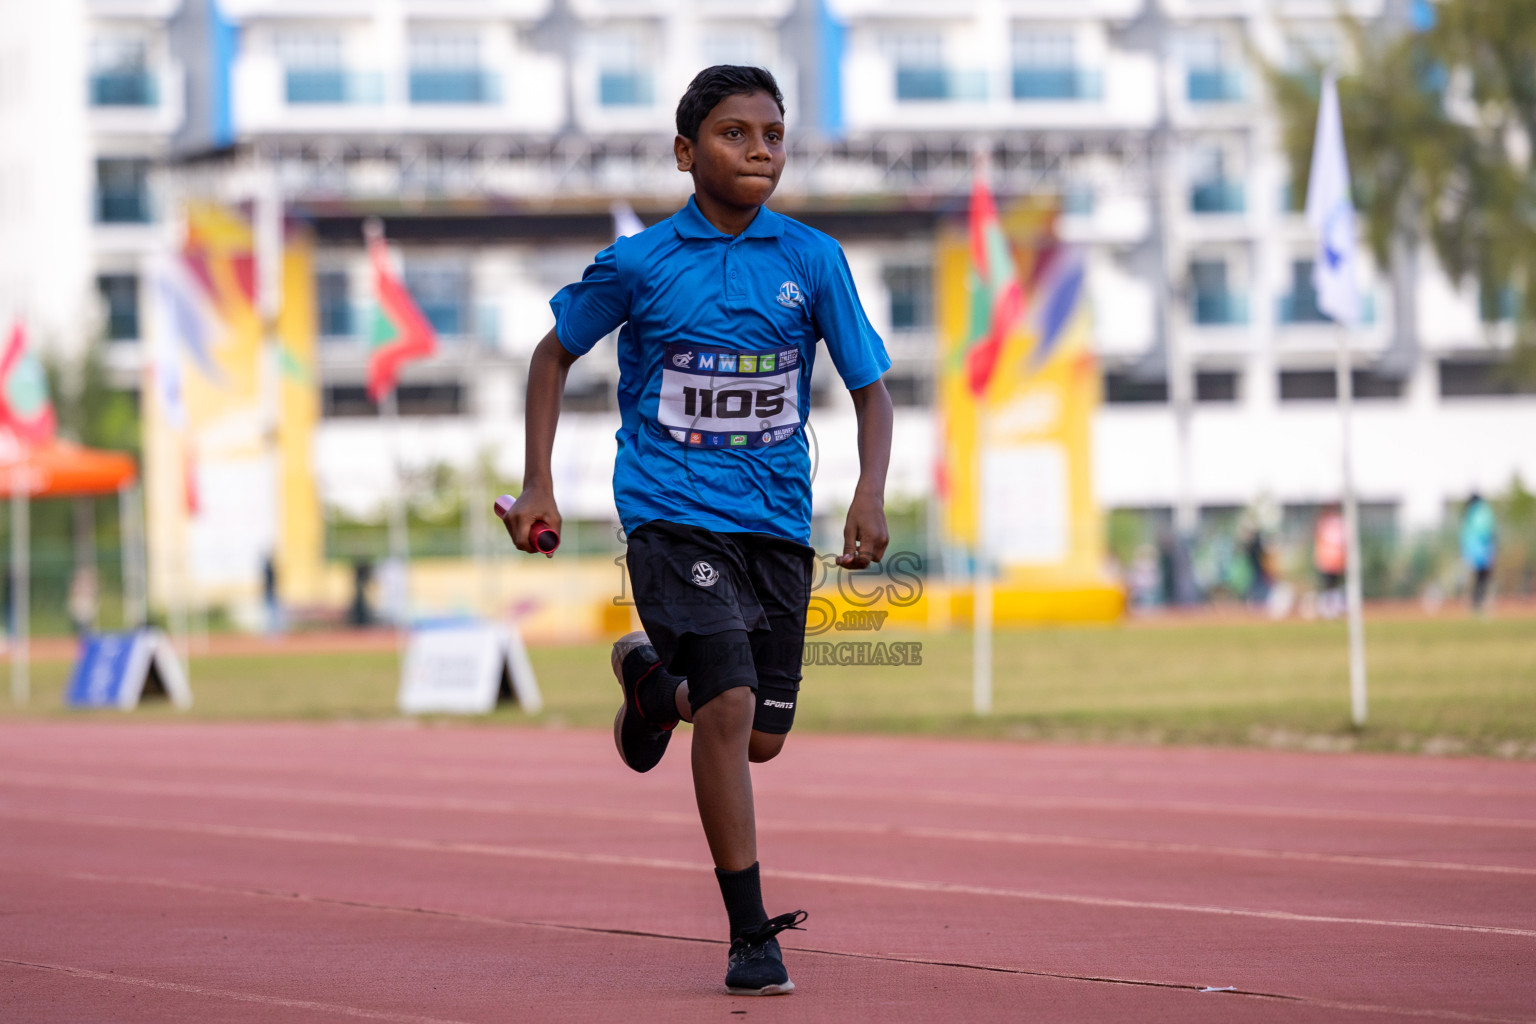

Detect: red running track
1,721,1534,1023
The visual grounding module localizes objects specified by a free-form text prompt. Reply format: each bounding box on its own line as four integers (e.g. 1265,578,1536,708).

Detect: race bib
657,342,802,449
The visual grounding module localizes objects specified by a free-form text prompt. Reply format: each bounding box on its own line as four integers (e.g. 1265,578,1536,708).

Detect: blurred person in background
67,565,98,636
1313,505,1347,620
1129,542,1161,611
1460,492,1498,614
1242,520,1273,608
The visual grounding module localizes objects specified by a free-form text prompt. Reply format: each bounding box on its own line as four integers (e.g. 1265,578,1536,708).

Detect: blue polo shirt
550,197,889,542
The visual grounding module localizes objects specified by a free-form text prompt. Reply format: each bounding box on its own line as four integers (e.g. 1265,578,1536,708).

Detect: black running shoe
724,910,807,996
611,631,675,773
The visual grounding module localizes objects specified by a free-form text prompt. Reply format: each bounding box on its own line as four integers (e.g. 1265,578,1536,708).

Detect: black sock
624,649,681,726
715,863,769,941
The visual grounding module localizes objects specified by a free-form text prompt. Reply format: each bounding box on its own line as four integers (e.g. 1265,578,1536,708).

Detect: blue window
896,67,986,101
1190,260,1247,325
600,71,655,106
317,271,354,338
1187,69,1245,102
1190,181,1245,213
404,265,470,338
1012,68,1101,100
287,70,383,104
95,158,151,223
97,274,139,340
409,70,500,104
91,71,157,106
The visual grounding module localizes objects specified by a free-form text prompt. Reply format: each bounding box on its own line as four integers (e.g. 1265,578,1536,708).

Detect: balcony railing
1192,291,1249,325
1187,69,1245,103
895,67,987,102
95,191,152,224
286,69,384,105
90,71,158,106
599,71,655,107
1011,67,1103,101
1190,181,1246,214
408,70,502,105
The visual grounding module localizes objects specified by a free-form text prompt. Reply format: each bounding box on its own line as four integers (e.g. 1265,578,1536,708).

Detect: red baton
494,494,560,557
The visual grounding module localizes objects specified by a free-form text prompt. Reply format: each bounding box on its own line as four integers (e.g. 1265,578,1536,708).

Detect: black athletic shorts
625,520,814,734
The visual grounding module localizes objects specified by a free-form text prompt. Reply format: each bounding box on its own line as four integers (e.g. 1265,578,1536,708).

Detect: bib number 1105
682,384,785,419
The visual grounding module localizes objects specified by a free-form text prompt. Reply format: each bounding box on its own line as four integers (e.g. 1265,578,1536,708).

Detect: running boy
508,65,892,996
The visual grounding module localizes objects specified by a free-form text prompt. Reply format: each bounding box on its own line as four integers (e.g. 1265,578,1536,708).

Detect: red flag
0,320,57,445
366,231,437,404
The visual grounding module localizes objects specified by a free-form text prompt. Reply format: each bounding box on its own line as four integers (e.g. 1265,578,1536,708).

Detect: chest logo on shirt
691,561,720,588
776,281,803,308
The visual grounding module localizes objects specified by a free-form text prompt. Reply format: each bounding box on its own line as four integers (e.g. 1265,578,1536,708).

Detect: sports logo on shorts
776,281,803,308
671,352,694,368
691,561,719,588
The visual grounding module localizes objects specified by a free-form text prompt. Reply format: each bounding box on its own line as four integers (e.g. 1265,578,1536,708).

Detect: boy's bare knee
748,731,786,763
694,685,755,737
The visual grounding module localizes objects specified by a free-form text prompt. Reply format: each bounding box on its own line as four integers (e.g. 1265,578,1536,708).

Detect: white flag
1305,73,1362,327
611,200,645,240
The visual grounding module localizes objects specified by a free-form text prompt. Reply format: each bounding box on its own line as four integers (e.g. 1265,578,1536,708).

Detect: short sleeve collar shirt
550,197,889,542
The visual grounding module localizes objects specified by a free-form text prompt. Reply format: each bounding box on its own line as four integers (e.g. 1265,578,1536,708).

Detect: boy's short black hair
675,65,785,141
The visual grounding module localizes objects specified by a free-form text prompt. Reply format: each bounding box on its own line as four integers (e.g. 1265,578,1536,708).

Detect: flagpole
383,387,410,645
254,155,285,636
1308,72,1369,727
973,404,992,716
10,474,27,707
1336,329,1368,725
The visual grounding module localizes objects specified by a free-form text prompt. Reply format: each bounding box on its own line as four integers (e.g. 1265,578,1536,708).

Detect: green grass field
6,617,1534,757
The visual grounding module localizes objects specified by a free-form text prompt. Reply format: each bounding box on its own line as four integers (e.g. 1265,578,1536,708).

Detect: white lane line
11,757,1532,831
17,869,1536,1024
8,742,1536,800
3,770,1533,878
782,782,1536,831
0,958,475,1024
3,806,1533,940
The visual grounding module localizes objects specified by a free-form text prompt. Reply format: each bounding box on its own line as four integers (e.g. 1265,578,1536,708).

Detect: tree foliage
1266,1,1536,374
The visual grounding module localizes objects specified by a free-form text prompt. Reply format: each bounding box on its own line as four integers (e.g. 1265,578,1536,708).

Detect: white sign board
66,629,192,710
398,622,543,716
985,442,1070,565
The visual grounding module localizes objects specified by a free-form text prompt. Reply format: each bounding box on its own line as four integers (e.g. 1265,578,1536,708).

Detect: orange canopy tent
0,433,143,706
0,437,137,497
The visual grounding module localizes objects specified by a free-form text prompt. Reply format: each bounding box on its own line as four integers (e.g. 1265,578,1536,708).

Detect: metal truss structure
170,130,1162,210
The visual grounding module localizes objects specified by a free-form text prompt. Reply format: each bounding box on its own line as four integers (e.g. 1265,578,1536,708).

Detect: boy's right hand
505,485,562,554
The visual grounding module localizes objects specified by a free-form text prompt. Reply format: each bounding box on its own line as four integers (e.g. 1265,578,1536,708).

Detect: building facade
10,0,1536,579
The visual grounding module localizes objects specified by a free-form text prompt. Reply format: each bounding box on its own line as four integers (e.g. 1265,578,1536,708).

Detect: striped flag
963,174,1025,398
365,225,437,404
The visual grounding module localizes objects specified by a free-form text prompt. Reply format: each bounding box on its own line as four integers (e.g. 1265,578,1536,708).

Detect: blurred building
7,0,1536,567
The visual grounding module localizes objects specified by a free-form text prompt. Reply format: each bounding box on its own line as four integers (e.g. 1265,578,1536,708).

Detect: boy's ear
674,134,694,173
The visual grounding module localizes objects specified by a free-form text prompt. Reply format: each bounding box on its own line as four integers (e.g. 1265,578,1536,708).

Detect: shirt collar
671,195,785,241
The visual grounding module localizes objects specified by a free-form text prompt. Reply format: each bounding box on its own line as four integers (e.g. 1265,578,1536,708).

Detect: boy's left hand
838,493,889,569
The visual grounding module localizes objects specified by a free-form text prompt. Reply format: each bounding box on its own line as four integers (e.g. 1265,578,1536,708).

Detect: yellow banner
145,204,322,617
936,198,1120,604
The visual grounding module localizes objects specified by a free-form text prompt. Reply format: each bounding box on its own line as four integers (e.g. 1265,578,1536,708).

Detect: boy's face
675,90,785,213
